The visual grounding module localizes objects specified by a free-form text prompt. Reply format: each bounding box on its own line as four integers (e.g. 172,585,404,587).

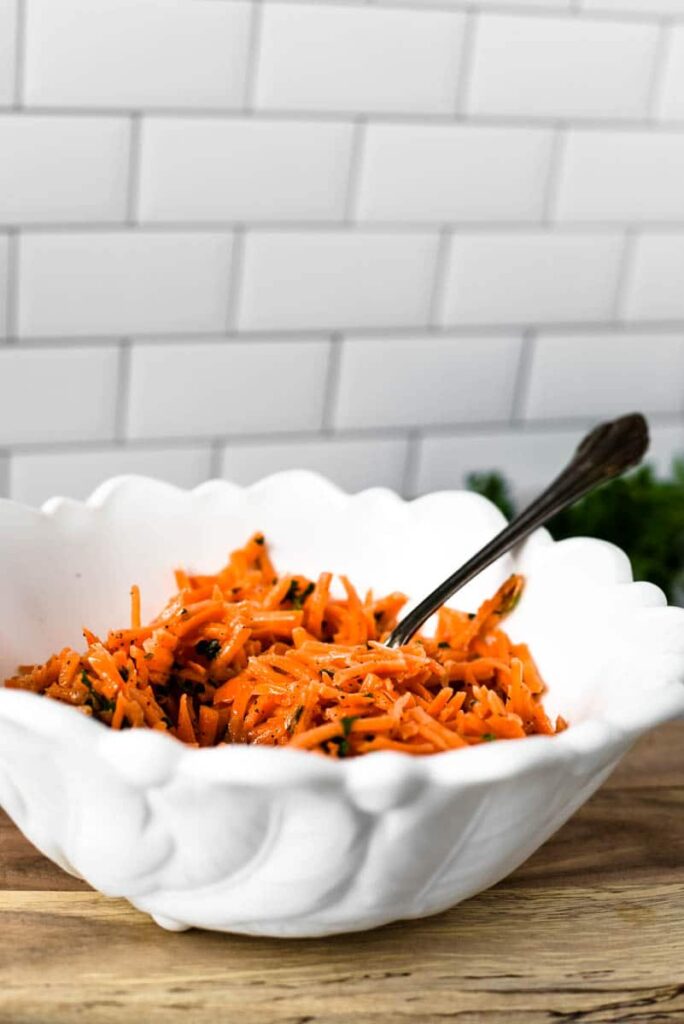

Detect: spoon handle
386,412,649,649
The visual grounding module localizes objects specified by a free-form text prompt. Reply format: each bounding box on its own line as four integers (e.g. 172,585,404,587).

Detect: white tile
525,332,684,420
647,422,684,477
584,0,684,13
358,125,553,224
386,0,571,6
440,232,623,326
127,339,330,440
238,231,438,331
9,444,213,507
467,14,658,119
18,232,233,337
660,26,684,121
414,428,581,501
255,4,465,115
0,234,8,337
24,0,251,109
557,131,684,224
623,234,684,321
0,0,17,105
0,347,118,445
138,118,353,223
334,334,522,430
220,436,409,493
0,116,129,224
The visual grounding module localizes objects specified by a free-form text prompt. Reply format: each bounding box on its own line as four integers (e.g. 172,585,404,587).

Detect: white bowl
1,472,683,937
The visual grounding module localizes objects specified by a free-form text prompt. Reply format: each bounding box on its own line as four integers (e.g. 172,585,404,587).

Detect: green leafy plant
467,461,684,605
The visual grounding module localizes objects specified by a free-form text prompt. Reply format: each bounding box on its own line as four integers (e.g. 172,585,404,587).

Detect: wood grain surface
0,720,682,1023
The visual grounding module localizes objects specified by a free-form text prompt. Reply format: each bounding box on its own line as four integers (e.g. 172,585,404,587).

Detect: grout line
12,0,26,109
611,229,638,321
343,119,367,222
646,21,674,120
321,333,344,431
242,0,264,110
225,229,245,330
5,105,684,131
454,11,477,115
14,316,684,349
208,440,224,479
3,231,19,343
3,409,684,460
0,219,668,234
161,0,684,27
510,330,536,424
113,341,132,441
542,126,567,225
126,115,143,224
428,229,452,328
401,431,421,498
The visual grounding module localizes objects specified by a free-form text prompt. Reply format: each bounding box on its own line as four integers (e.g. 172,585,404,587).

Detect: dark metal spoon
386,412,649,648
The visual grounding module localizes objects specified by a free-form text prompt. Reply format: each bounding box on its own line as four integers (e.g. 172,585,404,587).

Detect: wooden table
1,721,682,1023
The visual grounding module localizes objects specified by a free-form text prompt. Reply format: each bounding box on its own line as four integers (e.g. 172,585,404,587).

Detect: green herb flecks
195,638,221,661
285,579,314,610
81,670,116,714
341,715,358,737
287,704,304,734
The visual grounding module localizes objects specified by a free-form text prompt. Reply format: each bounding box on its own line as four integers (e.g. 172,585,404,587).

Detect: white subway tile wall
126,339,330,439
0,347,119,445
0,0,682,508
357,125,553,223
334,335,523,429
23,0,253,109
659,25,684,120
465,15,659,120
220,437,410,494
10,445,213,507
556,131,684,223
18,232,234,336
138,119,354,223
255,5,466,115
0,234,8,336
237,231,438,330
439,232,623,326
622,234,684,321
0,116,130,223
0,0,17,106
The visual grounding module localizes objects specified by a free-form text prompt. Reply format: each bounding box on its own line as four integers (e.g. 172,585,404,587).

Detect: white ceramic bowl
1,473,683,937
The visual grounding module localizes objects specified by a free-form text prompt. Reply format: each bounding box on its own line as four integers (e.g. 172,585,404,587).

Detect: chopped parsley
341,715,358,737
325,735,349,758
285,579,315,609
81,670,115,714
438,641,450,649
482,733,497,742
195,638,221,661
254,535,265,546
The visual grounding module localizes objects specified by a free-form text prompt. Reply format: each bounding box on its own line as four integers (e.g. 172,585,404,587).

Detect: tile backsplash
0,0,683,506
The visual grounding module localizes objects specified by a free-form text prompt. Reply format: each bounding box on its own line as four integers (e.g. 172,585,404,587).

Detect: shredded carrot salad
4,533,566,755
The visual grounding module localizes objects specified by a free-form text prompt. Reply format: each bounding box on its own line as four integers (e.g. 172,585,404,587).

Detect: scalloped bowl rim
1,470,683,798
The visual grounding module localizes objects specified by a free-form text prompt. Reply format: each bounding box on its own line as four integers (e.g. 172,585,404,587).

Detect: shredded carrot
3,533,565,755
